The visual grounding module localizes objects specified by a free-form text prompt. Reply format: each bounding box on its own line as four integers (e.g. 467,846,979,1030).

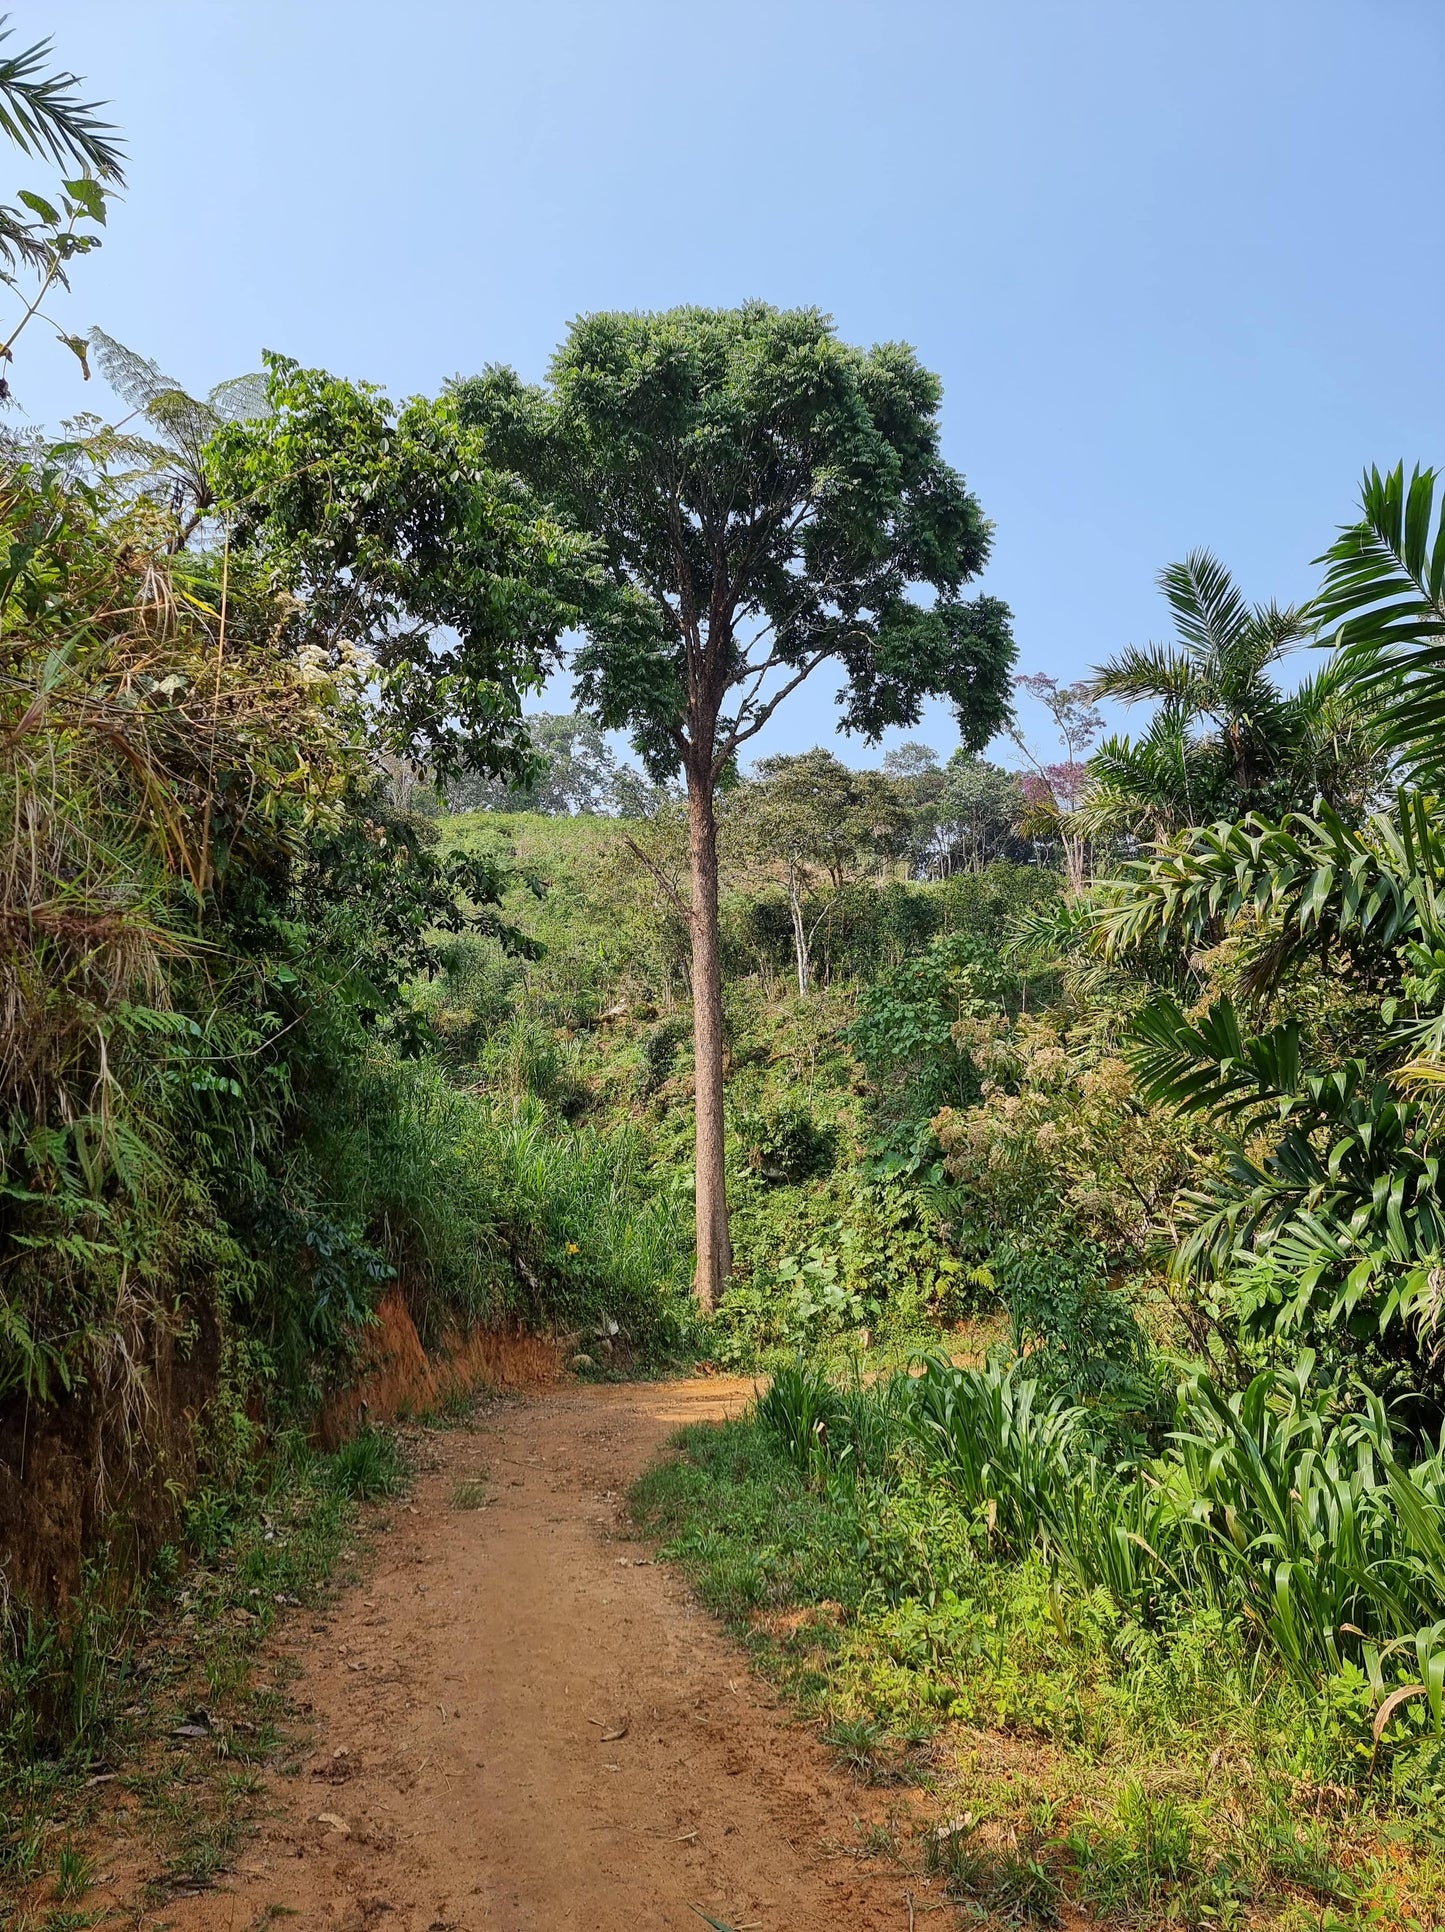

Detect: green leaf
57,332,89,378
62,175,106,223
16,188,57,223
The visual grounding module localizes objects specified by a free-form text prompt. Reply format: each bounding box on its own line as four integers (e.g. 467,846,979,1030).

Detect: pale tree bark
1060,820,1089,896
785,858,810,998
686,764,732,1311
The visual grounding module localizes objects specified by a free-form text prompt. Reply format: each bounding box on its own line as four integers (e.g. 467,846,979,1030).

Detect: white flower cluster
294,639,378,691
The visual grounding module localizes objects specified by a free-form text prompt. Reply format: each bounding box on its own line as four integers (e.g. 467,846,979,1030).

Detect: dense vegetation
12,434,1445,1924
6,21,1445,1926
629,473,1445,1927
0,439,698,1887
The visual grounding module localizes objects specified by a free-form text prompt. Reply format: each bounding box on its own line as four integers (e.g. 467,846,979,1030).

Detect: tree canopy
454,303,1015,780
208,354,605,783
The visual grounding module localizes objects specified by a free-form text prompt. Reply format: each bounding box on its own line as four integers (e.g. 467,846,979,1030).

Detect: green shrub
740,1102,839,1183
995,1243,1165,1440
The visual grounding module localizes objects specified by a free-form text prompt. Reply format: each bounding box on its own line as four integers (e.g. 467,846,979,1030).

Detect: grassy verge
0,1423,410,1928
632,1410,1445,1931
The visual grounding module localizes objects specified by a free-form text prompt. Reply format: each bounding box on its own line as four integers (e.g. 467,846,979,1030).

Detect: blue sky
18,0,1445,770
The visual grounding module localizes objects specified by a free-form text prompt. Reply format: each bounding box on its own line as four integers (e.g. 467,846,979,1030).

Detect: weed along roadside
0,1409,414,1925
635,1361,1445,1927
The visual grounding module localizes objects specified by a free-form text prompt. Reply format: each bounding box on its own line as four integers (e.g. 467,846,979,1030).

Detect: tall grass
757,1356,923,1484
469,1097,694,1346
756,1349,1445,1728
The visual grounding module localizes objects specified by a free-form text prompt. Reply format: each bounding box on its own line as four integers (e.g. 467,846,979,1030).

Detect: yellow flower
565,1241,580,1255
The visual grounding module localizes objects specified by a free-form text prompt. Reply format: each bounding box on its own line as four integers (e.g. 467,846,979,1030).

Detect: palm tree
1081,711,1215,842
1086,551,1322,838
1271,661,1388,820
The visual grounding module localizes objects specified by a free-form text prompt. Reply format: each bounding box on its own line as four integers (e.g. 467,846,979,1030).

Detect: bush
755,1349,1445,1737
995,1243,1163,1433
740,1102,839,1183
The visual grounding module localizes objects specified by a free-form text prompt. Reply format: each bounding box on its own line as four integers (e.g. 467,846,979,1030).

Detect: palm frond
0,198,51,273
1090,792,1445,977
1250,597,1314,659
1131,996,1304,1121
1129,995,1445,1308
1321,464,1445,786
1158,549,1252,664
1090,642,1203,707
0,17,124,181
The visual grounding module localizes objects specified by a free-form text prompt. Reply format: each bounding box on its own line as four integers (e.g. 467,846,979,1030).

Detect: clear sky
18,0,1445,768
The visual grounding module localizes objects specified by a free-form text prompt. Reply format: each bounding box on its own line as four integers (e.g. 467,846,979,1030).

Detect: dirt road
163,1378,930,1931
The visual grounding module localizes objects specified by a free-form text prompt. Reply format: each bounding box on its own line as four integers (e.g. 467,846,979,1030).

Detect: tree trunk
786,862,810,998
1061,822,1088,896
686,767,732,1310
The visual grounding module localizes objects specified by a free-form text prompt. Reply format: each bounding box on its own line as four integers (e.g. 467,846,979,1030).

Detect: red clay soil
154,1378,940,1931
313,1290,566,1449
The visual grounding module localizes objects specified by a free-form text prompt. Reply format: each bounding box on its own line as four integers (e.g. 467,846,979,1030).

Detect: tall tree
456,304,1014,1306
447,711,624,814
929,753,1028,874
1009,674,1104,892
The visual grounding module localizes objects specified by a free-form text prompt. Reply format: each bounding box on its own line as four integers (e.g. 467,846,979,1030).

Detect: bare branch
622,834,690,923
715,651,830,774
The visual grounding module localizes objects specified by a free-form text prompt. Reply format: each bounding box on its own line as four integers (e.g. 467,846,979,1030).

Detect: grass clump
330,1425,407,1500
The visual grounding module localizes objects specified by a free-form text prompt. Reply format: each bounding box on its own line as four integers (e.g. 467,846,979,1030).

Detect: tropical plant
1084,708,1218,842
1090,550,1310,816
1090,793,1436,987
1078,786,1445,1360
908,1354,1081,1551
207,354,605,785
757,1357,849,1480
1130,992,1444,1357
87,329,268,548
1317,464,1445,786
1009,673,1103,892
0,15,123,387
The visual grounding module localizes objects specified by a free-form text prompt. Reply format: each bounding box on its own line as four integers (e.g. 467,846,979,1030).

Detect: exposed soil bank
0,1287,560,1612
153,1379,933,1930
314,1288,564,1447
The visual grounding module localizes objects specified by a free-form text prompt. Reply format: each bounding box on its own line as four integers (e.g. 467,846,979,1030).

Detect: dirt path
161,1378,931,1931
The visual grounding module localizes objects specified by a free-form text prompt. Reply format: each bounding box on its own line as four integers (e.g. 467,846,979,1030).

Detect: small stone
569,1353,595,1371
